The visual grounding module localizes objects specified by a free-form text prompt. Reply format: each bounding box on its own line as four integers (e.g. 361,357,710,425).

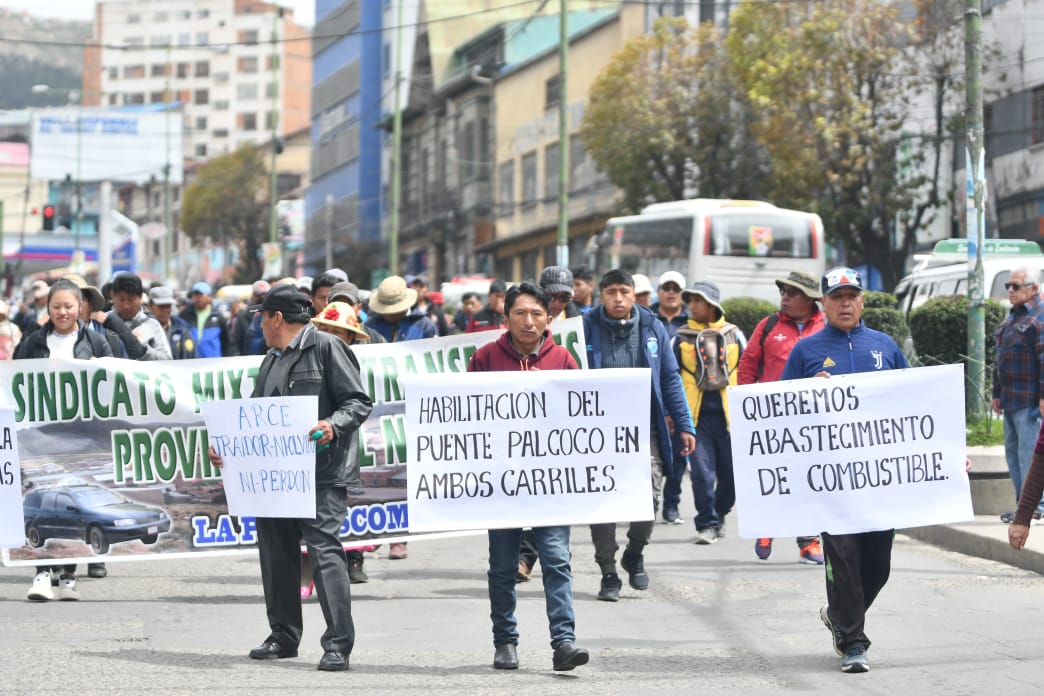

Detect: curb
901,524,1044,576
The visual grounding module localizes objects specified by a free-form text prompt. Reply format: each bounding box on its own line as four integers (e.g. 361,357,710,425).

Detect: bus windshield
606,216,693,280
709,212,814,258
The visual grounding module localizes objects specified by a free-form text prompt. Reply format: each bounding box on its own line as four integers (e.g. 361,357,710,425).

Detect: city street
2,507,1042,695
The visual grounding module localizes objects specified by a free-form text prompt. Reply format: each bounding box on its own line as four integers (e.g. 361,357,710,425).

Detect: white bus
593,199,827,303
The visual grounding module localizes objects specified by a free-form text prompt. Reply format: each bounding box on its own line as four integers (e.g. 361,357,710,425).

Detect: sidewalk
901,445,1044,576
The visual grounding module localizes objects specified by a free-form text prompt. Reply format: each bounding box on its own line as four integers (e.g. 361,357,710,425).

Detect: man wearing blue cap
781,266,907,675
180,281,235,358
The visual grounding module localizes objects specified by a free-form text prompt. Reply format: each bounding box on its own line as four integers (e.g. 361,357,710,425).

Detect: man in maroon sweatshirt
468,281,590,673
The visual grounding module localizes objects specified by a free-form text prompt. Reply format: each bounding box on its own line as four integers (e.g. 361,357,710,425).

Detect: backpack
675,324,740,391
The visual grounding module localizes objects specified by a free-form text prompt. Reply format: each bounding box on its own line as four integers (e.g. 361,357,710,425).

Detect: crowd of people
12,262,911,675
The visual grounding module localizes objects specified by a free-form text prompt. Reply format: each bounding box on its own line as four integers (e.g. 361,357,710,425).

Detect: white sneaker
27,571,54,601
57,576,80,601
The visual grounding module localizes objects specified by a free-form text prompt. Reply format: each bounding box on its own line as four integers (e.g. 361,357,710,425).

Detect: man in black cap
208,283,373,672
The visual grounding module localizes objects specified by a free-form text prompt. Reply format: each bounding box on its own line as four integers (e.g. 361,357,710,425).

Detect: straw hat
367,276,417,315
311,301,369,339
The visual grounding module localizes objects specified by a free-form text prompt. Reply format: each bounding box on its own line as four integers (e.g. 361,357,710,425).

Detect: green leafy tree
581,17,770,213
180,147,269,282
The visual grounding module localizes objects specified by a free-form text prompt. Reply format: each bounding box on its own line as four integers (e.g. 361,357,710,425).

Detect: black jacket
252,323,373,487
14,321,114,360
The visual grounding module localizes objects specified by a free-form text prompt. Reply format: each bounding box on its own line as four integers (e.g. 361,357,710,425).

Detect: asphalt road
2,511,1042,695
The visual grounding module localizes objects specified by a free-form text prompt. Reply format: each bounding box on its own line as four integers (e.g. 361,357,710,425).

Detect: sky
0,0,315,26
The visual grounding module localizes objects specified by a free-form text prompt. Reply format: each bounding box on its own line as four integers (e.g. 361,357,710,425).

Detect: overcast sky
0,0,315,25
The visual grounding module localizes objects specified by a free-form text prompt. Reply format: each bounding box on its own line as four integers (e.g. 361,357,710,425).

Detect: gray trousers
256,485,354,654
590,438,664,574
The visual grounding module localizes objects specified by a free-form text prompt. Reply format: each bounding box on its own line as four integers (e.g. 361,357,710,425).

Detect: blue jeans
691,409,735,531
1003,406,1044,510
488,525,575,649
662,451,689,511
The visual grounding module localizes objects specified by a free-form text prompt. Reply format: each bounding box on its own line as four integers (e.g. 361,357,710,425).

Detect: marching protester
737,271,826,563
0,299,23,359
108,273,172,361
309,271,347,317
410,275,450,336
147,286,197,359
539,266,581,321
180,281,234,358
570,266,596,314
780,266,907,674
16,279,50,336
329,281,385,344
468,281,590,672
17,278,114,601
232,280,270,356
632,273,653,307
208,284,373,671
452,291,481,334
583,269,695,601
466,280,507,333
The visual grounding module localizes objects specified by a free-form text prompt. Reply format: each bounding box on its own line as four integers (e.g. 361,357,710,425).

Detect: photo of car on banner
3,318,587,566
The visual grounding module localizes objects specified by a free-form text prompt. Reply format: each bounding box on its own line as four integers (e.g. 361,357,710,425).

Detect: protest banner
1,317,586,566
200,396,318,518
728,363,972,538
0,410,23,548
404,368,651,532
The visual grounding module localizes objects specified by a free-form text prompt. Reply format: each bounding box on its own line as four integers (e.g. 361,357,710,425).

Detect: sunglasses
660,284,682,293
779,287,805,298
1005,282,1033,290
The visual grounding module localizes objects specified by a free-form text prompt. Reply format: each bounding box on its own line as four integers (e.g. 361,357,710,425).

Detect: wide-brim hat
775,271,822,299
62,274,105,312
311,301,369,339
681,280,724,316
368,276,417,315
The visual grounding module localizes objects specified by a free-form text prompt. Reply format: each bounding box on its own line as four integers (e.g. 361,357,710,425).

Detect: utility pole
388,0,404,276
556,0,570,267
163,42,173,284
965,0,986,421
269,6,282,246
325,194,334,270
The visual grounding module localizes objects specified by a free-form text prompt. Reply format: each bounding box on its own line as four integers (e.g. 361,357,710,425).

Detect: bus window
606,216,693,280
709,213,813,258
908,281,936,313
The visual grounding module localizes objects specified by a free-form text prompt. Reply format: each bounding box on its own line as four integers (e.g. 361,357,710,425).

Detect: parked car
23,484,171,555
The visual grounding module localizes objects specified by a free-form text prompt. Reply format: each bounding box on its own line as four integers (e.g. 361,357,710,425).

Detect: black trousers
821,530,894,651
256,486,354,655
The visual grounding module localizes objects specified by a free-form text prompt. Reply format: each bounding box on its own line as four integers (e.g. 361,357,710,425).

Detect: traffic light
42,205,55,231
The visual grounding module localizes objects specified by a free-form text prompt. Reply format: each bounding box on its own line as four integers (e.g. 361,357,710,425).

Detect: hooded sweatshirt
468,329,578,372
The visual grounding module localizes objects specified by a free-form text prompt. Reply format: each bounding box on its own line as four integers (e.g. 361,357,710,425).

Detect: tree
581,17,770,214
726,0,961,290
180,147,269,282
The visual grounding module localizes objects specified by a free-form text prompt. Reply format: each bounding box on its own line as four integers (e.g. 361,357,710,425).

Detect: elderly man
993,267,1044,523
782,266,907,675
209,284,372,671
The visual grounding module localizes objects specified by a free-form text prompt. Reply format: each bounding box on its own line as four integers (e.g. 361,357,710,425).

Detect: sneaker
662,506,683,524
694,527,719,545
717,518,727,538
820,605,842,657
799,538,825,565
515,560,531,583
840,646,869,673
57,575,80,601
388,542,408,559
755,538,773,560
1000,511,1015,524
87,563,107,579
620,550,649,590
597,572,622,602
348,559,368,584
26,571,54,601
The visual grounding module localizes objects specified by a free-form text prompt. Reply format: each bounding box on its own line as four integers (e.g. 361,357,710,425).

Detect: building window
124,93,145,105
240,29,259,45
478,117,490,181
212,128,229,138
125,36,144,47
178,10,191,20
265,82,276,98
195,144,207,157
214,71,230,84
123,65,145,79
544,143,559,201
460,121,475,181
499,161,514,212
194,89,209,105
570,136,588,191
265,111,277,130
699,0,715,24
521,152,537,207
237,83,258,100
178,33,191,47
151,34,171,47
127,13,140,24
1033,86,1044,145
240,113,257,131
108,67,118,80
213,100,229,111
197,9,209,18
195,61,209,78
154,11,168,22
176,62,190,78
108,94,119,106
150,91,166,103
545,74,560,110
196,32,208,46
239,56,259,74
150,64,167,77
195,116,207,131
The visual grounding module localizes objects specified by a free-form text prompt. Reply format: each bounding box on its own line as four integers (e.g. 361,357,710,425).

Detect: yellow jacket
675,315,741,429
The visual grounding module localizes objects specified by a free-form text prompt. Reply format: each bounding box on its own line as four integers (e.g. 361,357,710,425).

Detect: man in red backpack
736,270,826,563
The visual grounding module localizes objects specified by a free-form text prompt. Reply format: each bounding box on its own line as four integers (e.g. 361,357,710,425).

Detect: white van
894,239,1044,317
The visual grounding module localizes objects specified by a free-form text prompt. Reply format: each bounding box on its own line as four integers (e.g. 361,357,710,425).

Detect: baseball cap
539,266,573,295
249,284,312,315
148,286,177,306
632,273,653,296
190,281,213,295
821,266,863,296
409,274,429,287
658,271,686,291
328,280,360,305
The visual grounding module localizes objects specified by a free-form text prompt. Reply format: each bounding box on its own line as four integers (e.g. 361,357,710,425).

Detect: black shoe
317,650,349,671
597,572,622,602
620,550,649,590
662,506,681,524
249,640,298,660
348,559,368,584
493,643,519,670
87,563,107,579
552,642,590,671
